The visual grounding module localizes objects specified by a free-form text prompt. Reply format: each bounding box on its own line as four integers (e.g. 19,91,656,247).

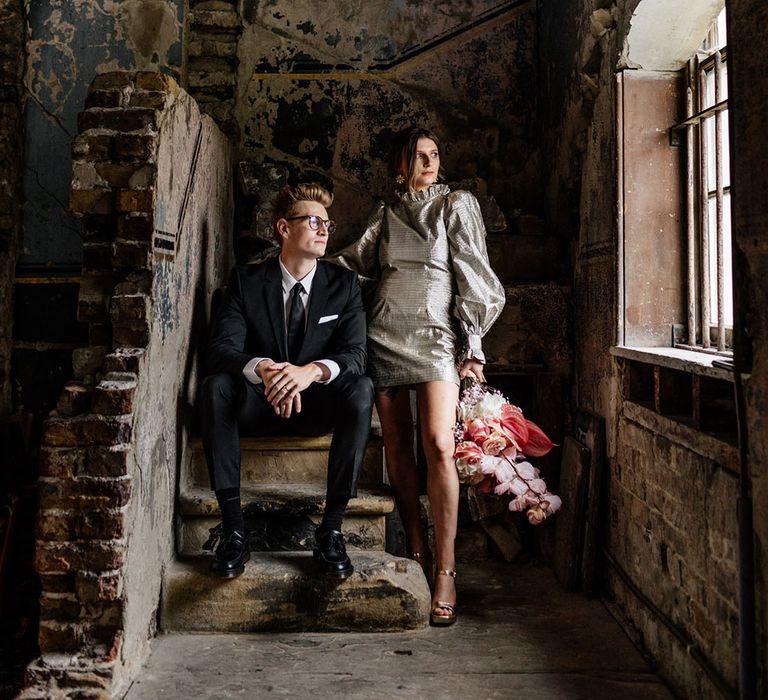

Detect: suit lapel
302,262,330,358
264,257,288,359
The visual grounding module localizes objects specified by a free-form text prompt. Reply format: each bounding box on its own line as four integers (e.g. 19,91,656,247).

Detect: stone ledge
178,511,386,556
161,552,430,633
179,483,394,517
189,434,384,485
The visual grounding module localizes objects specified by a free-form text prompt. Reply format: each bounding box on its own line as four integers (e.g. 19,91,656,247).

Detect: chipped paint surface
21,0,183,268
115,92,231,694
234,0,538,245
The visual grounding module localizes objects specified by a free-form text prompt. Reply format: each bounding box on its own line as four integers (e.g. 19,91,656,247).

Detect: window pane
706,194,733,328
705,115,716,192
721,108,730,189
717,9,727,50
703,8,728,51
722,193,733,327
704,67,716,109
719,60,728,101
707,195,717,325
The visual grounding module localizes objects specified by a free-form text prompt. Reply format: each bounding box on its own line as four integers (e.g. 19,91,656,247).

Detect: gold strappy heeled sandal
430,568,457,626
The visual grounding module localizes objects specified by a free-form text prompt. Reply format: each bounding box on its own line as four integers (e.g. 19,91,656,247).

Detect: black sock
319,499,348,533
216,487,244,532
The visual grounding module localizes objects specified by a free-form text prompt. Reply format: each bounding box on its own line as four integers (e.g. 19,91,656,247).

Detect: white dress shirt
243,258,340,385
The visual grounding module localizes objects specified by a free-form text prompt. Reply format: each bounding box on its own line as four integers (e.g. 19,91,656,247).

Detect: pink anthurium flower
521,419,556,457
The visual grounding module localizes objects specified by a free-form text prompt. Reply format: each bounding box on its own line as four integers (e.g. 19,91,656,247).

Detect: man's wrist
255,358,271,380
311,362,330,382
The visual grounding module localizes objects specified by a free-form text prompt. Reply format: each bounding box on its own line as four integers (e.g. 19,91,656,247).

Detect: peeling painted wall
111,91,231,695
21,0,184,269
232,0,539,245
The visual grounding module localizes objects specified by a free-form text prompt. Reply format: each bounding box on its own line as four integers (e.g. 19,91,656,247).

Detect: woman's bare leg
375,387,427,560
416,380,460,618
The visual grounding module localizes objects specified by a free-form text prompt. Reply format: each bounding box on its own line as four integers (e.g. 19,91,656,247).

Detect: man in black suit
200,183,373,580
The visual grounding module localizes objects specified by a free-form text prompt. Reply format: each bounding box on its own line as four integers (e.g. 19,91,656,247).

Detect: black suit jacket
207,257,367,378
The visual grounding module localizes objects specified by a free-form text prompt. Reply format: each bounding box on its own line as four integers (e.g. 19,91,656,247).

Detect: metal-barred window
676,9,732,354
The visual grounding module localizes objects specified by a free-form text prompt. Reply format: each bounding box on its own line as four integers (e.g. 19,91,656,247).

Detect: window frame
674,16,733,355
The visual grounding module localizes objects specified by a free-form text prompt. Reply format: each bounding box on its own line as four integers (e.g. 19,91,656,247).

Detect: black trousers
200,372,374,504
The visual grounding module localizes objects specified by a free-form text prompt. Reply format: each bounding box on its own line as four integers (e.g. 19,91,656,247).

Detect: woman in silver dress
332,127,505,625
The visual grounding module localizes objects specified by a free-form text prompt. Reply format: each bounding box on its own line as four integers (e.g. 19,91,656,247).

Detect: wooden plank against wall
554,436,590,590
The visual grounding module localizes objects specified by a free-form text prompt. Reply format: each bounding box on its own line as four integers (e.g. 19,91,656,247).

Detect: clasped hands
257,360,327,418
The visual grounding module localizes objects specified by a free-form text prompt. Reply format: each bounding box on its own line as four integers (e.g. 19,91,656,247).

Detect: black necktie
287,282,305,362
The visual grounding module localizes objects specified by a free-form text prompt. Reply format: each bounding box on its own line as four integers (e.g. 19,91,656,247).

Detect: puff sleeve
444,190,505,363
326,202,385,282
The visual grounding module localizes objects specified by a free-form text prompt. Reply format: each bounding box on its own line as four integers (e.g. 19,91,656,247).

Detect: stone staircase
161,433,430,633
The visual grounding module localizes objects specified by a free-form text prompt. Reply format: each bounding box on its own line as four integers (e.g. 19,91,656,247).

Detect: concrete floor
123,561,675,700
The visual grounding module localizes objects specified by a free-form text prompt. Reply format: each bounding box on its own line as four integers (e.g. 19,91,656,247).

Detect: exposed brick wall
21,71,232,698
0,0,25,414
610,407,739,696
187,0,242,137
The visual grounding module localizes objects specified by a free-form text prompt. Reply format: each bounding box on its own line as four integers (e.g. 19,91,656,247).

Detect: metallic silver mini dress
331,184,505,388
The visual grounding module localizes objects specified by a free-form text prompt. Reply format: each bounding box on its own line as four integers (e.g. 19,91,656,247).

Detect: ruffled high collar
397,183,450,203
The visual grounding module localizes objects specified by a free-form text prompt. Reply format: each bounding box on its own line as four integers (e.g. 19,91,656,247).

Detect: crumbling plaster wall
540,0,751,697
116,90,231,694
22,0,184,269
230,0,539,245
23,73,232,699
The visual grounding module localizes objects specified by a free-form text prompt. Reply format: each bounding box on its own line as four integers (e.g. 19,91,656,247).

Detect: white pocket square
318,314,339,324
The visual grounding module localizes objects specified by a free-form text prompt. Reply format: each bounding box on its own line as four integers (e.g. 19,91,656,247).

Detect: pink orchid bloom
480,454,504,475
508,477,529,497
493,460,517,483
512,460,536,480
509,493,539,512
528,478,548,495
542,494,562,514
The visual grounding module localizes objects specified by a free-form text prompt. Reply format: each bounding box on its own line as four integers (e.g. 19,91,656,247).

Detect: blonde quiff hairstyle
271,183,334,244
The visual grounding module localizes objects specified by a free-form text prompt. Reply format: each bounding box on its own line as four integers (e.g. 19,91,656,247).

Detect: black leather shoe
210,529,250,578
313,528,353,579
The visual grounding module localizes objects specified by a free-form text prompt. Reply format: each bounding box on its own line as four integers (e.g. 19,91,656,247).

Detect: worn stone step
161,552,430,633
189,435,384,486
177,484,392,555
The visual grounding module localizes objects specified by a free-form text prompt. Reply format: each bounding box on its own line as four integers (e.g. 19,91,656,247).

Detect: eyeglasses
285,215,336,235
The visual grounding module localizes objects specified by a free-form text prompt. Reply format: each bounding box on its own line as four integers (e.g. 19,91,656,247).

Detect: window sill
611,346,734,382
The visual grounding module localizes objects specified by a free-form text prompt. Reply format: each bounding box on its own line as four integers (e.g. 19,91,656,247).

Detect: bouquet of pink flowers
453,380,561,525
